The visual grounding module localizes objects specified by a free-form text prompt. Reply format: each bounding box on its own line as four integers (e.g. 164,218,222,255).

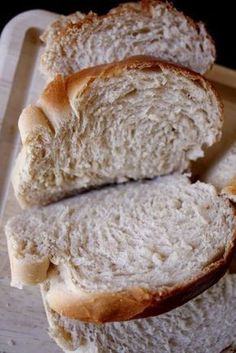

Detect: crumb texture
40,1,215,79
6,175,235,292
13,66,222,207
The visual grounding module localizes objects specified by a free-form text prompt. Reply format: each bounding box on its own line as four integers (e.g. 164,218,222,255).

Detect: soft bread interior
6,175,235,293
41,1,215,78
13,62,222,207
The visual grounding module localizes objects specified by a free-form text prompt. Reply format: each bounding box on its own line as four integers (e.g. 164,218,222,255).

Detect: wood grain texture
0,9,236,353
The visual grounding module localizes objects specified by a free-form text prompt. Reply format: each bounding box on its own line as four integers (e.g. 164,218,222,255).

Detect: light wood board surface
0,10,60,353
0,9,236,353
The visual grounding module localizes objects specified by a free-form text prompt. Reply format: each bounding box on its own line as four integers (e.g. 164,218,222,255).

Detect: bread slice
40,0,215,80
41,274,236,353
6,174,236,323
203,141,236,202
12,56,223,208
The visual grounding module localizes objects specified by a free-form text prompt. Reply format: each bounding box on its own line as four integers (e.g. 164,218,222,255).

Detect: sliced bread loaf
41,274,236,353
6,174,236,323
40,0,215,79
12,56,223,208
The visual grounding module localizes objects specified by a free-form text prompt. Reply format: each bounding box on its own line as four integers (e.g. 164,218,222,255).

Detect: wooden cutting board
0,9,236,353
0,10,60,353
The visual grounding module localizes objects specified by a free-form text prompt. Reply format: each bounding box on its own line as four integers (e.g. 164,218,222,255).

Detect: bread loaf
6,174,236,323
12,56,223,208
40,0,215,79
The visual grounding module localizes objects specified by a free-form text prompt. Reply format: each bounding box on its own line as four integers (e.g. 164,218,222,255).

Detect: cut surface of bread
40,0,215,79
41,274,236,353
6,174,236,323
12,56,223,208
203,141,236,202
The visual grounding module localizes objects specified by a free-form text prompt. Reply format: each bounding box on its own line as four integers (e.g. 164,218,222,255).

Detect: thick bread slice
40,0,215,79
12,56,223,208
6,175,236,323
41,274,236,353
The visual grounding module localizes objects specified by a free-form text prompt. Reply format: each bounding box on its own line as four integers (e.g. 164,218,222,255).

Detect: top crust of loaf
40,0,215,79
21,55,223,144
66,55,221,106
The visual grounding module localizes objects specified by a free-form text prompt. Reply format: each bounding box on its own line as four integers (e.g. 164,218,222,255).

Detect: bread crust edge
44,221,236,324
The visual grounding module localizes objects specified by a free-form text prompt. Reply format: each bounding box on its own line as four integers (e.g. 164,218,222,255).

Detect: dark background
0,1,235,70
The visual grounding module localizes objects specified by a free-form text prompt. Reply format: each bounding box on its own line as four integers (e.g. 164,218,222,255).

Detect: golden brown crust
18,105,54,143
40,75,69,111
67,55,215,90
46,282,153,324
20,56,222,144
45,221,236,324
136,249,233,320
38,75,71,129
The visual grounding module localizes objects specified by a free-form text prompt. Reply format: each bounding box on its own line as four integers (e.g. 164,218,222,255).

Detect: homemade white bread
40,0,215,79
6,174,236,323
41,274,236,353
12,56,223,208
